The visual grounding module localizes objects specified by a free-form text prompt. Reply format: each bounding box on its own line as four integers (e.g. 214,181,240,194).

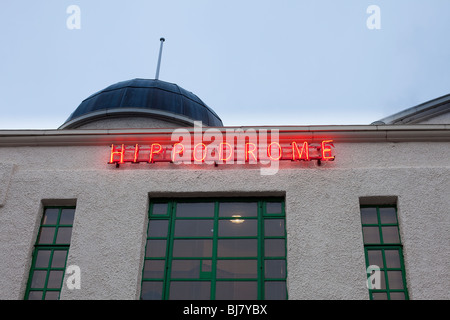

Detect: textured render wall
0,141,449,299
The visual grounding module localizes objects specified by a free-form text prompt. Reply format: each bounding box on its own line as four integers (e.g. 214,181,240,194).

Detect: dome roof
59,78,223,129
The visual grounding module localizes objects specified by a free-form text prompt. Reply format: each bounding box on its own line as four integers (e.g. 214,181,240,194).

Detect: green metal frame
141,198,287,300
360,205,409,300
24,206,75,300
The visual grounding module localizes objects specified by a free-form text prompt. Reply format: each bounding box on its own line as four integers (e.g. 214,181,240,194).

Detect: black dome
60,79,223,128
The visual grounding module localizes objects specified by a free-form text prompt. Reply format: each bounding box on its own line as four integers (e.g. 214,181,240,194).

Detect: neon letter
219,142,233,161
267,142,282,161
149,143,163,163
292,141,309,161
110,144,125,164
171,143,184,163
193,143,207,162
245,143,257,162
133,144,140,162
321,140,335,161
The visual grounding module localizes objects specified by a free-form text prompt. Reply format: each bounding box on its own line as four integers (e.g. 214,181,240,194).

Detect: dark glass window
360,205,409,300
141,198,287,300
25,207,75,300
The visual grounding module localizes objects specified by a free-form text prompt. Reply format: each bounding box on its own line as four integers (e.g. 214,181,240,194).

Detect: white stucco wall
0,138,449,300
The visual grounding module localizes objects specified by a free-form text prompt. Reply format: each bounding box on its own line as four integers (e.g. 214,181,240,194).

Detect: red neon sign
109,139,335,166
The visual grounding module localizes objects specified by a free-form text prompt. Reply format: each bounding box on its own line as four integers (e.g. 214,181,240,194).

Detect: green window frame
24,206,75,300
360,205,409,300
141,198,287,300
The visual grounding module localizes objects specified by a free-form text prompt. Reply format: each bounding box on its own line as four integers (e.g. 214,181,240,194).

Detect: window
360,206,409,300
141,198,287,300
24,206,75,300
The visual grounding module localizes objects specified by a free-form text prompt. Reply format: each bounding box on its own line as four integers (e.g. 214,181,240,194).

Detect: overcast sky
1,0,450,129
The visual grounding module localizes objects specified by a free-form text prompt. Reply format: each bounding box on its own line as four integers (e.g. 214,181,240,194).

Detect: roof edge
1,124,450,147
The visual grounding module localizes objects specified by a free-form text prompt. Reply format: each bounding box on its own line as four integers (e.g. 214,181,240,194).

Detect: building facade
0,79,449,300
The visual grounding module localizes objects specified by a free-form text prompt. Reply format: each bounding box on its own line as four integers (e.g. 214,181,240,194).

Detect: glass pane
219,202,257,217
360,207,378,224
169,281,211,300
60,208,75,225
35,250,51,268
362,227,380,244
47,270,64,289
38,227,55,244
44,291,60,300
174,220,214,237
202,260,212,273
384,250,401,268
146,240,167,257
372,292,387,300
141,281,163,300
176,202,214,217
171,260,201,278
172,239,212,257
382,227,400,243
152,203,168,215
387,271,404,290
51,250,68,268
266,202,282,214
27,291,43,300
217,239,257,257
265,239,285,257
265,281,286,300
367,250,383,268
148,220,169,238
31,270,47,288
216,260,257,279
379,271,386,290
143,260,165,279
219,219,257,237
42,209,59,225
215,281,257,300
265,260,286,278
379,207,397,224
390,292,405,300
55,227,72,244
264,219,285,237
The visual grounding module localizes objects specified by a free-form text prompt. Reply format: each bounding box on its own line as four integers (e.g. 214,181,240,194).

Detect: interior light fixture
231,215,244,224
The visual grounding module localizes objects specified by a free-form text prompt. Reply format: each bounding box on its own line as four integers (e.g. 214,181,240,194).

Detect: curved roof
372,93,450,125
60,78,223,128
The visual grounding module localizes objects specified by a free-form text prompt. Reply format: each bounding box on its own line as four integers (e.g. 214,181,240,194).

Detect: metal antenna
155,37,165,80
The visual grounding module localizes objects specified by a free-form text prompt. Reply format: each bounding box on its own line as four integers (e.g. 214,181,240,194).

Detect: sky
1,0,450,129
